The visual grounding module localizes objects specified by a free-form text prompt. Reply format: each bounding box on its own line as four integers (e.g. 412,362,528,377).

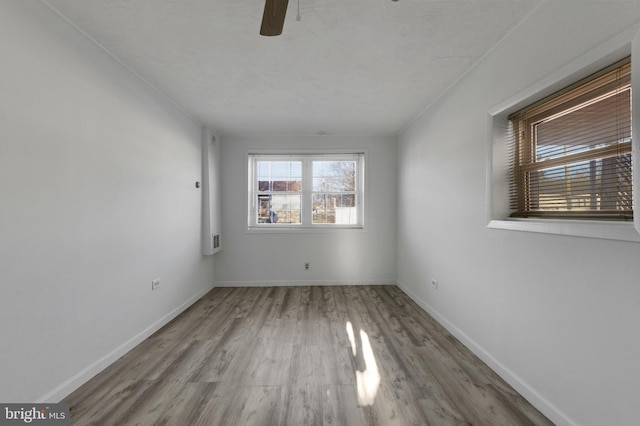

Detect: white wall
214,134,397,286
0,1,214,402
397,2,640,426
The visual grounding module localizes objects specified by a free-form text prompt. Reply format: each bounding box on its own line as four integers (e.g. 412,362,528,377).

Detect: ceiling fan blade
260,0,289,36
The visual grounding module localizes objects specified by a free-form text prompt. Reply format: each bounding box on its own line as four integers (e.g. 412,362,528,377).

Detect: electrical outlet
431,279,438,289
304,262,309,270
152,279,160,290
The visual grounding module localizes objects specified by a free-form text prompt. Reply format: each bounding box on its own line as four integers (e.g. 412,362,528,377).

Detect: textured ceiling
43,0,539,135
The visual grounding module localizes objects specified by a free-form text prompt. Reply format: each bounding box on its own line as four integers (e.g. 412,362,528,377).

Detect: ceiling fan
260,0,397,36
260,0,289,36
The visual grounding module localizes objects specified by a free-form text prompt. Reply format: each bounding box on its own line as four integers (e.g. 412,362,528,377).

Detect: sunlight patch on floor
346,321,380,406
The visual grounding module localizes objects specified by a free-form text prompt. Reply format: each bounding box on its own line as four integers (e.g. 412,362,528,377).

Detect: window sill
246,225,364,234
487,218,640,242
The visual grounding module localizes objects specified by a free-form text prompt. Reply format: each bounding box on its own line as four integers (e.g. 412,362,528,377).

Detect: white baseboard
396,281,576,426
214,279,396,287
38,282,216,403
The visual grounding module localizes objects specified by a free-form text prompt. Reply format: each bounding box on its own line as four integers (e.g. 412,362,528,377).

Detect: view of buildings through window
257,161,302,224
251,154,362,227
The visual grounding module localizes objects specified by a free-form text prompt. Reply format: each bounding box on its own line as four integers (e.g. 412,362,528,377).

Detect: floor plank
64,285,554,426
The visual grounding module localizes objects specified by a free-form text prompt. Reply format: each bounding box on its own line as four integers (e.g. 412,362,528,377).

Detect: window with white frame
247,153,364,229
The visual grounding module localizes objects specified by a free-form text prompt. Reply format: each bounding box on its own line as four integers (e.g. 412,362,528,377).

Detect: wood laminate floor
64,286,554,426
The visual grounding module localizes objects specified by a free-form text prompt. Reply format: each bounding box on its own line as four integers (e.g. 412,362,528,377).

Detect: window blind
508,57,632,220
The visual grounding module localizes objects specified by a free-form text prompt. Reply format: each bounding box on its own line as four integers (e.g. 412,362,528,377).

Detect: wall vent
213,234,220,249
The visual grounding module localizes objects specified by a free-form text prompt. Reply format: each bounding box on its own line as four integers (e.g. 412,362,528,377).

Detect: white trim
488,218,640,242
214,279,394,287
631,26,640,237
486,25,640,242
37,283,215,403
395,281,577,426
245,226,366,234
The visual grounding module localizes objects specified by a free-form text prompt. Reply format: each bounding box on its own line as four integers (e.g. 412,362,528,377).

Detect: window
508,57,632,220
248,153,364,229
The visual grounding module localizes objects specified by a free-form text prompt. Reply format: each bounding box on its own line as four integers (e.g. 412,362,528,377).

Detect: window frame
486,29,640,242
246,151,366,231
